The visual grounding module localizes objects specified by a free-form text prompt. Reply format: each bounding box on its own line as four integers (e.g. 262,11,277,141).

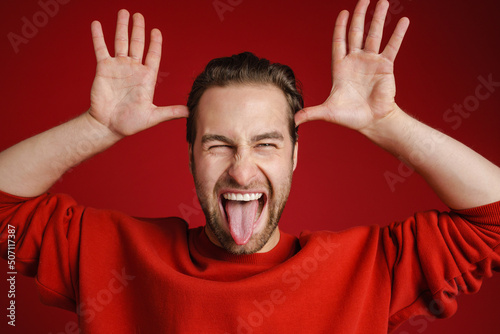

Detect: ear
292,141,298,171
188,144,194,175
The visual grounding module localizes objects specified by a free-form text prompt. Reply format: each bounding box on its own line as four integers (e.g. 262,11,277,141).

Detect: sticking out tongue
225,200,259,245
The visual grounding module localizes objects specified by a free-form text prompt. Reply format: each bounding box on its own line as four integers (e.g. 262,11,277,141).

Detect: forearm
0,111,121,197
361,107,500,210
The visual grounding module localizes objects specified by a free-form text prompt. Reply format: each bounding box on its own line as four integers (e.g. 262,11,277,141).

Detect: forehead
196,84,290,140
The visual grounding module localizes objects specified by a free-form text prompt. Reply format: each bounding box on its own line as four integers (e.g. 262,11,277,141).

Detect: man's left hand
294,0,409,132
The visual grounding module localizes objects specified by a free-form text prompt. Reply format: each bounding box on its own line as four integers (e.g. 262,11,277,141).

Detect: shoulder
81,206,190,246
296,226,384,262
298,225,382,247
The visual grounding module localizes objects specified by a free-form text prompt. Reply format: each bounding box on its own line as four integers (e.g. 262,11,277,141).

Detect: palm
88,10,187,137
324,52,396,130
90,58,157,135
295,0,409,131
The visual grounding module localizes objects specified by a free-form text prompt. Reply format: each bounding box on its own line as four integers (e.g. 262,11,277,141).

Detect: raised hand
294,0,409,132
88,10,188,137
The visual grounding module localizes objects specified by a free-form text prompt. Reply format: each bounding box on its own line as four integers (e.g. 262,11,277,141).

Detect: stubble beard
193,171,293,255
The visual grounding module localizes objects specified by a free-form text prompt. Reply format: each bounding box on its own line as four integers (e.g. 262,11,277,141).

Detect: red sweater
1,190,500,333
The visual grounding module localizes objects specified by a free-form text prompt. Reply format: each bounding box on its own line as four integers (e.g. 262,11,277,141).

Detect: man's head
186,52,303,146
186,52,303,255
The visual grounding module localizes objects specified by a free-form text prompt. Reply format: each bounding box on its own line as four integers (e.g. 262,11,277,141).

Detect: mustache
214,176,272,195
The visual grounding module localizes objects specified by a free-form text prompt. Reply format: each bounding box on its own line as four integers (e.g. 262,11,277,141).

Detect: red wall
1,0,499,333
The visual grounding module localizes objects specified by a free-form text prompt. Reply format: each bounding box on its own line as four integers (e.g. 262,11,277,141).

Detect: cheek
194,156,228,188
261,159,294,187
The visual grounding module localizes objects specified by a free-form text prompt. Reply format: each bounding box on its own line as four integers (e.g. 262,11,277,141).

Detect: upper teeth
223,193,263,201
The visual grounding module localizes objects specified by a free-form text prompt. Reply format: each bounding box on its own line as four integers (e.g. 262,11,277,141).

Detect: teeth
223,193,263,201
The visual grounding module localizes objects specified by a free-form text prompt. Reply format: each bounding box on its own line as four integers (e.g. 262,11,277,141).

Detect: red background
1,0,500,333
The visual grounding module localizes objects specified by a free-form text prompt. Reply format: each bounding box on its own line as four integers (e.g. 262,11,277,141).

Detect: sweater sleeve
0,190,84,312
384,201,500,330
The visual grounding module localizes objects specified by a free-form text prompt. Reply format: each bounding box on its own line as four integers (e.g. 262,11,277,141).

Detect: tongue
225,200,259,245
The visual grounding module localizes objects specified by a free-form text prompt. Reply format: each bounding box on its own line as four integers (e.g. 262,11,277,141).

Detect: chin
224,240,267,255
207,217,279,255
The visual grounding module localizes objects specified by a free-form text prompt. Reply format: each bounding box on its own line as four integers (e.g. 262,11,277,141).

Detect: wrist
359,105,411,145
82,111,124,143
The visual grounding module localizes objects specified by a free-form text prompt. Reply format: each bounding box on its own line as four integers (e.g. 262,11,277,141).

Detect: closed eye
209,145,233,150
207,145,236,155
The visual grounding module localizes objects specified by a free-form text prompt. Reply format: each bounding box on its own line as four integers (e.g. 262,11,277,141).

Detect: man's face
190,84,298,254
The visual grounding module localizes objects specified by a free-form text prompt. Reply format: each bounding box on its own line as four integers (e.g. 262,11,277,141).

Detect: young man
1,0,499,332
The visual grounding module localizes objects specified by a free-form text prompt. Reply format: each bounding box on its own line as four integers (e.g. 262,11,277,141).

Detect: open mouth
219,191,267,245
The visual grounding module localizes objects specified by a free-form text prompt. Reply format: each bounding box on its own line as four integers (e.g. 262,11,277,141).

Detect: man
0,0,499,332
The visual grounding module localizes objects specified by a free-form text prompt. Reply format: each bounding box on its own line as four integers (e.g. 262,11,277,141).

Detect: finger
381,17,410,62
91,21,110,62
150,105,189,126
332,10,349,62
145,28,163,72
364,0,389,53
294,105,330,126
348,0,370,52
114,9,130,57
129,13,146,62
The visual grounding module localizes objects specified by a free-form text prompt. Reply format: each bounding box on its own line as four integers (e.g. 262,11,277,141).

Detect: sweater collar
191,226,300,265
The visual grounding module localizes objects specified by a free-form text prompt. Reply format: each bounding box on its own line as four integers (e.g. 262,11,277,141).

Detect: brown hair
186,52,303,145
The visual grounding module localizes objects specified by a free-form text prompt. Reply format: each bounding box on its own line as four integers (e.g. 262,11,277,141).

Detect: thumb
149,105,189,125
294,104,330,127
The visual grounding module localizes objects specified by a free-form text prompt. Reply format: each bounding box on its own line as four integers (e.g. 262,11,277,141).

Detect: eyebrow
251,131,284,143
201,134,235,145
201,131,284,145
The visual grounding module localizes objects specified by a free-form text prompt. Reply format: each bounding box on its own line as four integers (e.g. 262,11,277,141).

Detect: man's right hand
88,10,188,137
0,10,188,197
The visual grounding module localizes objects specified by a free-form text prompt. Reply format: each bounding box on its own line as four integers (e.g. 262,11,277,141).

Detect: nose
227,148,259,186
